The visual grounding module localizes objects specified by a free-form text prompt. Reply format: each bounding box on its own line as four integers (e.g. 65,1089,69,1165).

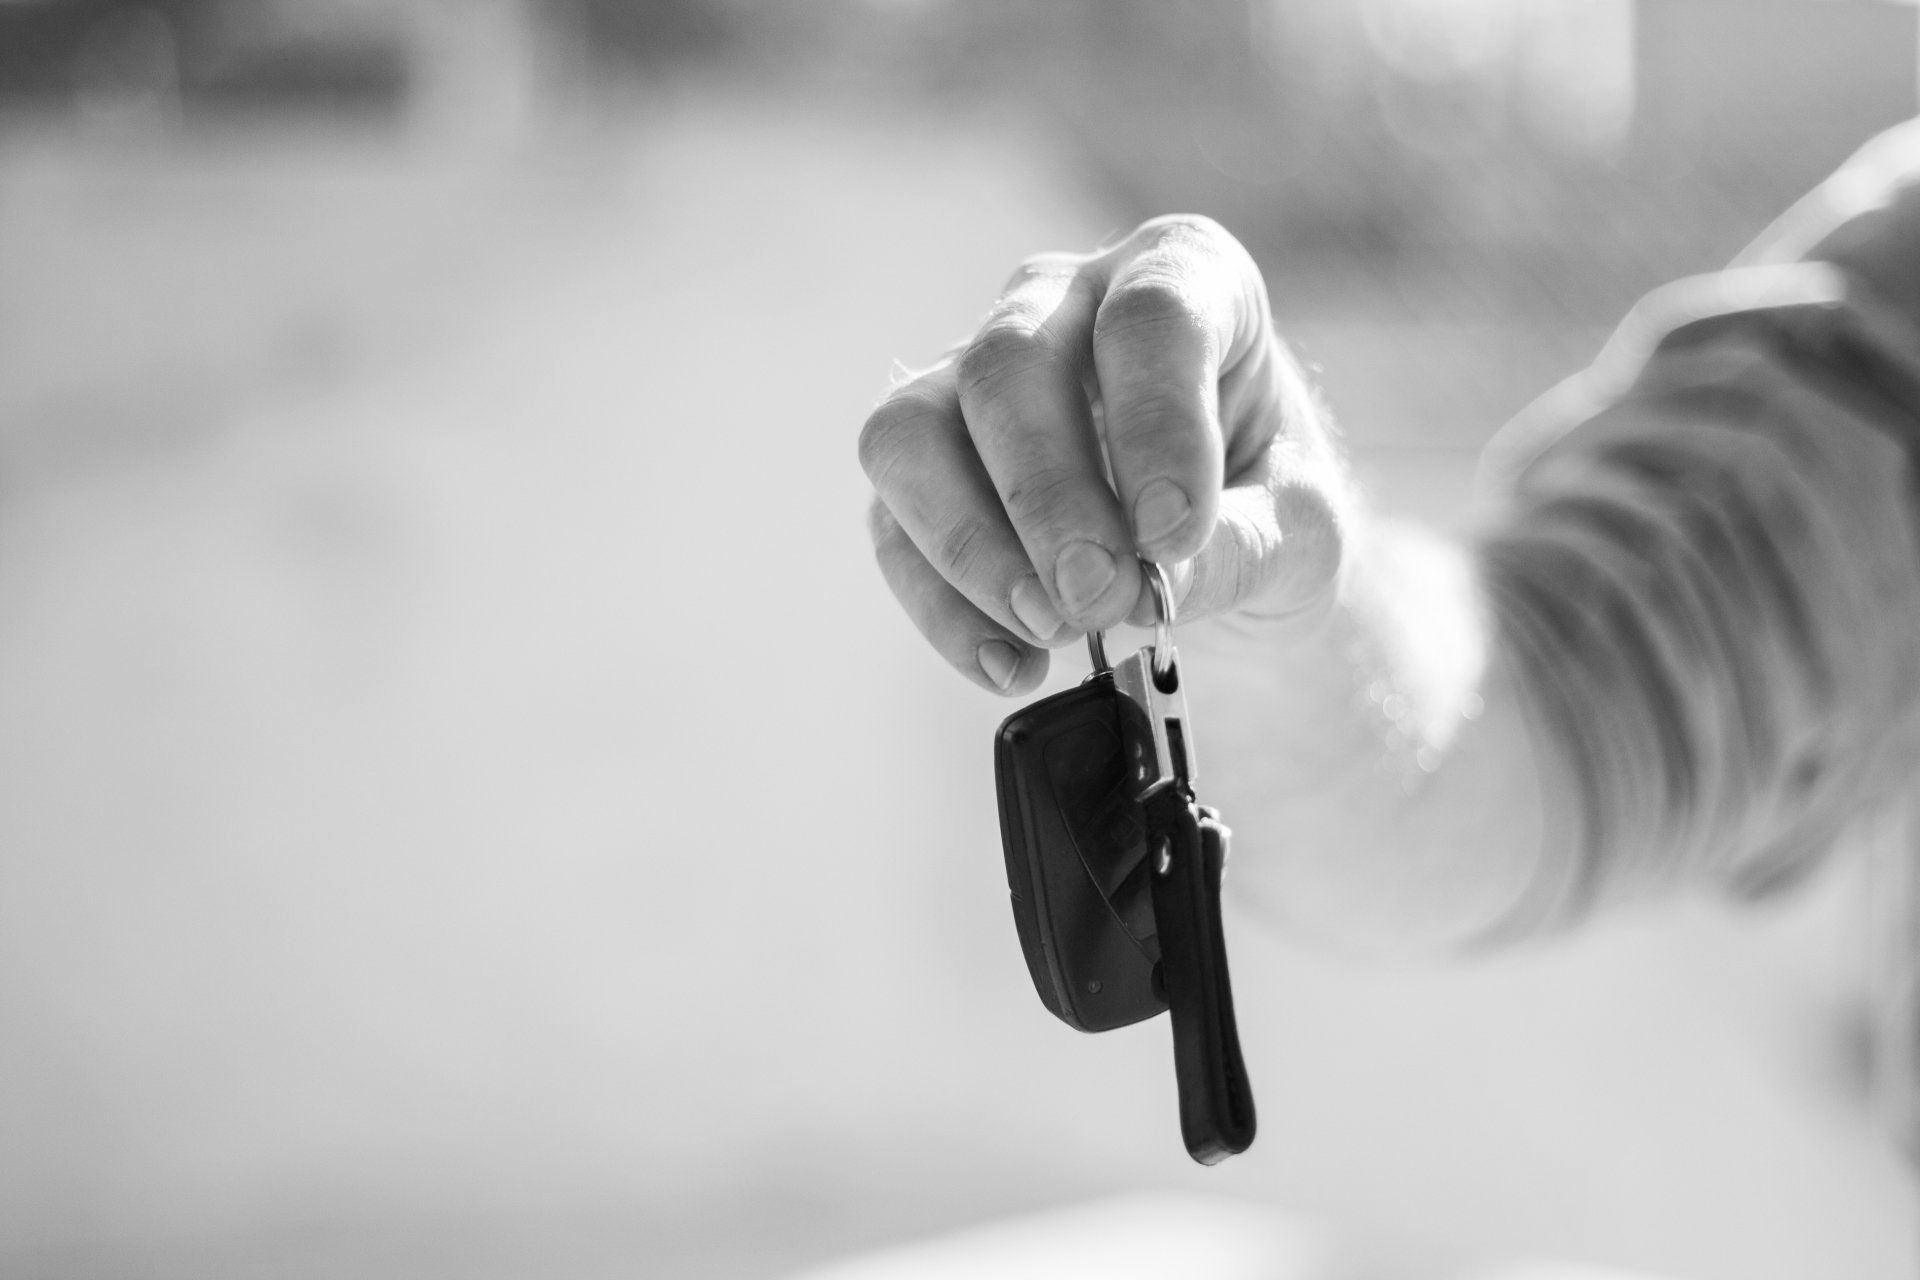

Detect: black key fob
994,669,1166,1032
991,564,1257,1166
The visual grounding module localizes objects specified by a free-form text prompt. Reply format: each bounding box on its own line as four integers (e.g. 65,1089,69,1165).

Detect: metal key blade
1112,646,1195,799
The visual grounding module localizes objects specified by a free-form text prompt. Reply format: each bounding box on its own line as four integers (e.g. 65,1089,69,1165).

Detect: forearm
1203,274,1920,954
1481,330,1920,907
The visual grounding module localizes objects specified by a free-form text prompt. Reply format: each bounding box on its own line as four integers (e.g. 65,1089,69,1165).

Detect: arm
862,123,1920,953
1219,122,1920,950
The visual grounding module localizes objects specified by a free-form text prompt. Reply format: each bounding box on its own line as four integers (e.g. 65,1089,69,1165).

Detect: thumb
1152,464,1349,625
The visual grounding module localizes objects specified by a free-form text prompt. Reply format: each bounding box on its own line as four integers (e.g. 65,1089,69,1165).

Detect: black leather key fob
1143,793,1256,1164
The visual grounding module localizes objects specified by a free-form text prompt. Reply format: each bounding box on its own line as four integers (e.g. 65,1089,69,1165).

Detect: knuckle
1002,464,1082,528
1114,215,1264,334
1023,249,1084,274
935,515,992,582
1002,250,1083,293
857,388,944,485
1141,212,1232,253
1096,274,1200,343
1105,383,1199,441
955,318,1054,406
1116,215,1242,277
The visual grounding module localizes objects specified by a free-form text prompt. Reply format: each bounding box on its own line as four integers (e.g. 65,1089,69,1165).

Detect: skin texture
864,136,1920,1174
861,133,1920,952
859,217,1344,691
859,215,1553,950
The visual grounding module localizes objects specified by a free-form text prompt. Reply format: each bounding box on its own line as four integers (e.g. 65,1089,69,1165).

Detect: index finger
954,256,1143,632
1091,216,1274,565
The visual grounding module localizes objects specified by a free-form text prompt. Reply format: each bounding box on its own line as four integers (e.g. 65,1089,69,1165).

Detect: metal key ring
1085,629,1109,673
1083,561,1177,682
1141,559,1177,686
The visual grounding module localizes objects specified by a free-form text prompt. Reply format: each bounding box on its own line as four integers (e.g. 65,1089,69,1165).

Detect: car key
994,630,1166,1033
994,562,1256,1164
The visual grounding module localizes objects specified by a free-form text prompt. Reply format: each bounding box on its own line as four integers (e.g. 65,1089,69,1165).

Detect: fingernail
1054,540,1117,614
978,640,1020,690
1010,577,1063,642
1132,479,1191,547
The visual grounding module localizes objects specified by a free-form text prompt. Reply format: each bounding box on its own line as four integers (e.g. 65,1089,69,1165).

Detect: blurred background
0,1,1915,1277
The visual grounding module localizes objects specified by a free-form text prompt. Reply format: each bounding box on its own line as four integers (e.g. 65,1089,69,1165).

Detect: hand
861,215,1352,694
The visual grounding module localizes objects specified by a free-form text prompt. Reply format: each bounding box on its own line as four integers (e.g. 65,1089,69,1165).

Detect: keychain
993,561,1256,1165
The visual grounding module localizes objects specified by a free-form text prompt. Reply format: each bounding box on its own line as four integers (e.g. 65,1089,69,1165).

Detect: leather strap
1144,789,1256,1164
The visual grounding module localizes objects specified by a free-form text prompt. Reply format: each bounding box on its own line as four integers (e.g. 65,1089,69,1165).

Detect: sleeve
1475,119,1920,928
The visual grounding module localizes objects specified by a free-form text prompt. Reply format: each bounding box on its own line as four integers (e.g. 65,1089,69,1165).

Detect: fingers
955,257,1143,632
869,499,1048,695
1126,445,1348,628
1092,216,1275,569
859,362,1073,649
862,215,1345,693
